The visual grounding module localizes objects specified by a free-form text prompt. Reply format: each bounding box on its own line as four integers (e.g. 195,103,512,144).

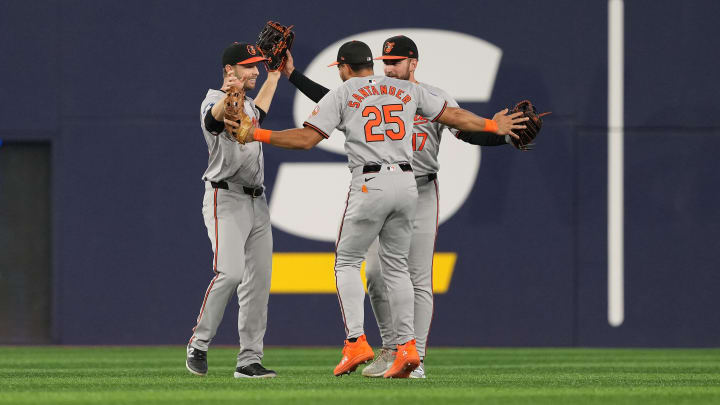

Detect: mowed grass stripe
1,347,719,404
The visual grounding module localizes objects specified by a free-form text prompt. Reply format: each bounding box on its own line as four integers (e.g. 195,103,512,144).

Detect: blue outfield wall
0,0,719,347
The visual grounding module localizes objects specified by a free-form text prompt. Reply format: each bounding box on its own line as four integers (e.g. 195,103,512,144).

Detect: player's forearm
211,99,226,121
254,73,281,113
289,70,330,103
438,107,499,134
456,131,510,146
252,127,323,150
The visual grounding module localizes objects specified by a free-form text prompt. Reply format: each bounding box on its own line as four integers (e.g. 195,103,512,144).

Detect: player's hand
281,50,295,78
492,108,528,139
221,69,248,92
223,118,239,139
224,119,255,144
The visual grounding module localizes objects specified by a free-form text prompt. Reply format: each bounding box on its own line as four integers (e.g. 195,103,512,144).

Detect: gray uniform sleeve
441,92,460,136
414,85,448,123
201,93,224,135
302,89,342,139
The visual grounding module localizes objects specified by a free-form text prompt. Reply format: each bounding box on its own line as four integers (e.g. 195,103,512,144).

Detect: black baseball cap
328,40,374,67
222,42,269,66
374,35,419,60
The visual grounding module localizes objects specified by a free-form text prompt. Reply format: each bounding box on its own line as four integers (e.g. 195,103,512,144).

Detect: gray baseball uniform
188,89,273,368
304,76,447,344
365,82,459,358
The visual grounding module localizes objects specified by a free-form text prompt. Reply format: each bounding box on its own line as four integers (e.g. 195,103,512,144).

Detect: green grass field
1,346,719,404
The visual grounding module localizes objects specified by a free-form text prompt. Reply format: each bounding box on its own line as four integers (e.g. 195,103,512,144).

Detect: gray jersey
411,83,460,176
303,76,447,170
200,89,264,186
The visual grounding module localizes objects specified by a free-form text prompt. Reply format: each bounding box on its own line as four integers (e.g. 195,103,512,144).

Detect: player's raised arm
437,107,527,139
282,50,331,103
210,69,248,121
254,71,282,113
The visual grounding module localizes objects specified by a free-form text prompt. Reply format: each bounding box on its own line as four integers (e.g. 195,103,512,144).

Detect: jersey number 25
363,104,406,142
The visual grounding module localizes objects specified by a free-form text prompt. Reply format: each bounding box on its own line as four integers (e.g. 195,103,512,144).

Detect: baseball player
281,36,516,378
232,40,526,378
366,36,521,378
185,42,281,379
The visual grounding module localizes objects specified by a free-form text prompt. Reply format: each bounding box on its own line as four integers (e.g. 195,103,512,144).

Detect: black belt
210,181,264,197
362,163,412,174
416,173,437,181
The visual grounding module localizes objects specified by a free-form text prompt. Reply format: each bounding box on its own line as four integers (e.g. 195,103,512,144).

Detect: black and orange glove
256,21,295,72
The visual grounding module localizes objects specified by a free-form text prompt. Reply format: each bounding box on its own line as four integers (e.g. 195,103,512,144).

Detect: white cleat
361,348,396,377
410,361,426,379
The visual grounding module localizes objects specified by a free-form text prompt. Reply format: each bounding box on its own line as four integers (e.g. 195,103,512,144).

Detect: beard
387,70,410,80
244,77,258,90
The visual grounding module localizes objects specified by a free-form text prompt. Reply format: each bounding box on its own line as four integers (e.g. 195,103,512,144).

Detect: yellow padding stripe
270,252,456,294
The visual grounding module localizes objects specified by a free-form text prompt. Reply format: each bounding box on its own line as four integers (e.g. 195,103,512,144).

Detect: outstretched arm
253,126,324,150
436,107,527,139
282,51,330,103
223,121,325,150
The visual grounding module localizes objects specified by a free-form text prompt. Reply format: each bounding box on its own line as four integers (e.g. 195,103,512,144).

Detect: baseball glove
224,86,254,144
508,100,550,151
256,21,295,71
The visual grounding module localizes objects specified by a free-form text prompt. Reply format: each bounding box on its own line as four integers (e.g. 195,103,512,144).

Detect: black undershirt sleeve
203,105,224,135
289,70,330,103
455,131,509,146
204,104,268,135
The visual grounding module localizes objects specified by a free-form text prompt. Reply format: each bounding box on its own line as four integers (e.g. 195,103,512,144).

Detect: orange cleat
333,334,375,376
383,339,420,378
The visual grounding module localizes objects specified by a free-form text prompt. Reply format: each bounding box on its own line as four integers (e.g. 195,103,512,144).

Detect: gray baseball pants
366,176,438,357
335,164,418,344
188,182,273,368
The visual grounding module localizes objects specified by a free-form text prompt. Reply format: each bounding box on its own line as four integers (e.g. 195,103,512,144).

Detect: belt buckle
252,187,262,198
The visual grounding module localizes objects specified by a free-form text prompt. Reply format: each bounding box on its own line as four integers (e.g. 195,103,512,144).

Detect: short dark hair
348,62,373,72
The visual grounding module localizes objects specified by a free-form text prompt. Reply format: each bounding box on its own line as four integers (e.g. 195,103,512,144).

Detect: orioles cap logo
384,41,395,54
247,45,257,55
311,105,320,116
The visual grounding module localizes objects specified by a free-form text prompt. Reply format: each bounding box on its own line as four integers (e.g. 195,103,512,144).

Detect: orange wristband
484,119,499,133
254,128,272,143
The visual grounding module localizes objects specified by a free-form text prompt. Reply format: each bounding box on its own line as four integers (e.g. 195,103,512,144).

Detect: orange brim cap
237,56,270,65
